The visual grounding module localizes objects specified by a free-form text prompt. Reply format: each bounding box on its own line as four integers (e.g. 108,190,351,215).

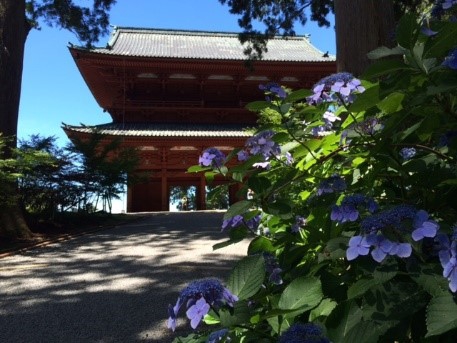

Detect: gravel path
0,211,249,343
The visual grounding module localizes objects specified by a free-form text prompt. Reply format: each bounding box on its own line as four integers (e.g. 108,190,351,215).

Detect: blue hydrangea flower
221,214,260,233
435,233,457,292
239,131,281,163
279,323,330,343
360,204,416,234
259,82,287,99
237,150,249,161
291,215,307,233
443,48,457,69
389,242,412,258
316,174,347,196
411,210,439,241
199,148,226,168
186,297,210,329
421,25,438,36
167,279,238,331
307,72,365,105
399,147,416,160
443,256,457,292
207,328,230,343
366,234,395,262
346,235,371,260
263,252,283,285
443,0,457,10
331,194,378,224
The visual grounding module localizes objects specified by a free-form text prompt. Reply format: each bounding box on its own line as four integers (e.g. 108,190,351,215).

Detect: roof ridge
109,26,310,40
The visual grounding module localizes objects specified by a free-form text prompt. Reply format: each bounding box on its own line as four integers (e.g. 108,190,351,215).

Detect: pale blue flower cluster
291,215,307,233
435,232,457,292
311,111,341,137
238,130,281,162
278,323,330,343
199,148,226,168
167,279,238,331
347,206,439,263
399,147,416,160
307,72,365,105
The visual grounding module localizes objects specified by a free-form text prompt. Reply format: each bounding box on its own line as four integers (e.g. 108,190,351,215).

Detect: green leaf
367,46,405,60
363,59,410,80
285,88,310,102
396,14,419,49
426,294,457,337
344,320,397,343
187,165,209,173
377,92,404,113
348,84,380,112
228,255,265,300
248,176,271,194
327,301,363,340
219,300,251,327
264,200,292,218
309,298,337,321
248,236,275,254
245,101,271,111
347,269,396,300
278,276,323,311
224,200,252,219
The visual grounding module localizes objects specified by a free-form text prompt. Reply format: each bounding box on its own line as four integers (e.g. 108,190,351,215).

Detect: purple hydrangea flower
291,216,307,233
207,328,230,343
186,297,210,329
346,235,371,260
421,25,438,36
443,48,457,69
259,82,287,99
389,242,412,258
244,130,281,160
279,323,330,343
167,279,238,331
237,150,249,161
316,174,347,196
307,72,365,105
411,210,439,241
399,147,416,160
354,117,384,135
435,233,457,292
443,256,457,292
199,148,226,168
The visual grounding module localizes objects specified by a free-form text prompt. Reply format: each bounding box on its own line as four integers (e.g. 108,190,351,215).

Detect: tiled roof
77,27,334,62
62,122,253,138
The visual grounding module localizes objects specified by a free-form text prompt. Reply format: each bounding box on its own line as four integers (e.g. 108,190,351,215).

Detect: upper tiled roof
62,122,253,138
77,27,334,62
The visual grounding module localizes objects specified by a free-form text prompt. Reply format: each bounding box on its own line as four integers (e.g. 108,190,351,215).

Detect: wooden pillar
126,183,133,213
229,183,242,205
161,169,168,211
198,174,206,210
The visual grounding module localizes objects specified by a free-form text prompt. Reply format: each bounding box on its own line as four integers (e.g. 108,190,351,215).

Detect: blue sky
18,0,335,146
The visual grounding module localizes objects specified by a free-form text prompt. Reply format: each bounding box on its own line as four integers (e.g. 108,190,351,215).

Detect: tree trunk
0,0,34,240
334,0,396,76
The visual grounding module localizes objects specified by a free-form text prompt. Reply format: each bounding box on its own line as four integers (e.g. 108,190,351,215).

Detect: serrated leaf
424,22,457,58
248,236,275,254
278,276,323,311
327,301,363,340
344,320,397,343
228,255,265,300
426,294,457,337
285,88,310,102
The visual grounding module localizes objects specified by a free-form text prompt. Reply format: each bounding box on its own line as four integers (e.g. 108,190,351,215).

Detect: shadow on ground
0,211,249,343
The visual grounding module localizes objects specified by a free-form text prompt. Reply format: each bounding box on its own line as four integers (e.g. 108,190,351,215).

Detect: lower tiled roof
62,122,253,138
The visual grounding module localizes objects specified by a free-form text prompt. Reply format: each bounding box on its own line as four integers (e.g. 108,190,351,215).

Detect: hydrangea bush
169,5,457,342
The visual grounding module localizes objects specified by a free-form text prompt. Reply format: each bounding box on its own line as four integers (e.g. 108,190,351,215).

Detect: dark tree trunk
0,0,34,240
334,0,396,76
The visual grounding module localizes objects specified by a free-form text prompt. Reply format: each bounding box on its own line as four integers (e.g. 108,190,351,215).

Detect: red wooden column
198,174,206,210
161,169,168,211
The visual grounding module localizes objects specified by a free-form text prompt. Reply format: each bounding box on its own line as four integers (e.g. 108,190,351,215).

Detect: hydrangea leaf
228,255,265,300
245,101,271,112
376,92,404,113
344,320,398,343
426,294,457,337
219,300,251,327
396,13,419,50
278,276,323,311
367,46,405,60
309,298,337,321
424,22,457,58
327,301,363,340
223,200,252,220
248,236,276,255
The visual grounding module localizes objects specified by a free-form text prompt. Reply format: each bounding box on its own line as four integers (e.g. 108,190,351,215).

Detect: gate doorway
169,185,197,211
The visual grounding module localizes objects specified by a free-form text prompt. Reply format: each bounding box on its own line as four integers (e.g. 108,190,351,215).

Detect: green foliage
25,0,117,46
171,7,457,343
